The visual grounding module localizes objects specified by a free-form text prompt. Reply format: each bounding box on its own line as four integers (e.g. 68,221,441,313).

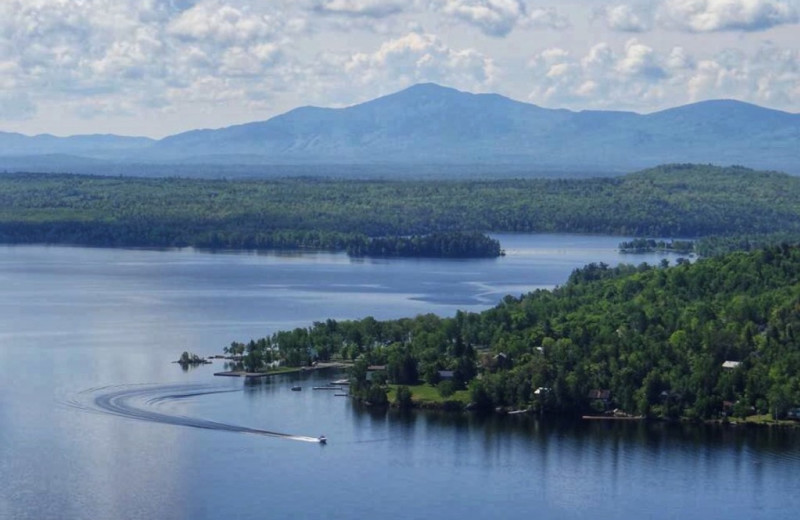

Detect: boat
291,386,302,391
318,435,327,444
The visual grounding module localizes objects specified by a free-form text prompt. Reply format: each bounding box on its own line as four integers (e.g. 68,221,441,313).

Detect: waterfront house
587,389,612,409
438,370,455,380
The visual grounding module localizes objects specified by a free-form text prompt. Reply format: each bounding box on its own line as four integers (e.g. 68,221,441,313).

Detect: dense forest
229,245,800,421
346,232,502,258
2,164,800,256
618,238,695,254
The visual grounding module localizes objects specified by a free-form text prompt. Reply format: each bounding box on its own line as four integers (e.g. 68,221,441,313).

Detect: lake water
0,235,797,520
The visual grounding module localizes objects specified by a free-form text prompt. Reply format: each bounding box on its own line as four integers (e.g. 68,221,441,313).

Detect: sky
1,0,798,138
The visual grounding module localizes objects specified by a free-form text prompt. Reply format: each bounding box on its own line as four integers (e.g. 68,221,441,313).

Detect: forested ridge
1,164,800,256
233,245,800,420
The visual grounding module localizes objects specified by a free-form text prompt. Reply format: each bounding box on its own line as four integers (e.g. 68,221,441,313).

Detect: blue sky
2,0,798,137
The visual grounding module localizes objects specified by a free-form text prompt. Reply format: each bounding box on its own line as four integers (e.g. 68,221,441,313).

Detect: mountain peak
653,98,794,117
367,83,468,106
2,85,799,175
394,82,461,96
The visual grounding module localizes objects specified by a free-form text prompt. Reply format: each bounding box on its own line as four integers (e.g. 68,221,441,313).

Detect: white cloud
219,44,281,77
616,39,666,78
686,45,800,105
666,46,695,69
440,0,525,36
437,0,568,36
526,7,571,30
0,0,302,122
527,39,799,111
342,32,497,88
167,2,282,44
659,0,798,31
311,0,406,17
600,4,652,32
600,0,798,33
0,0,798,134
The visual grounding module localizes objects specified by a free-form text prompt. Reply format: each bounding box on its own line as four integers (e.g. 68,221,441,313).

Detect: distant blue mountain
2,83,798,175
0,132,154,158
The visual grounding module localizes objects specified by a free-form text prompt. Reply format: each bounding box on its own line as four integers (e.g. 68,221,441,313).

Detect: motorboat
318,435,327,444
291,386,302,391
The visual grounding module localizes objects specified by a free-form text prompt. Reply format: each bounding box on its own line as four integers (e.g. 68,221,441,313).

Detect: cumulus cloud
616,40,667,78
529,39,670,107
304,0,413,34
0,0,302,122
527,8,571,30
342,32,497,87
1,0,798,133
437,0,568,36
658,0,799,31
599,4,652,32
167,2,283,44
311,0,406,17
602,0,799,33
527,39,799,111
687,45,800,105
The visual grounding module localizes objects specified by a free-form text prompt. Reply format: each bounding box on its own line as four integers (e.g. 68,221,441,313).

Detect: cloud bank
600,0,799,32
0,0,797,135
527,39,800,110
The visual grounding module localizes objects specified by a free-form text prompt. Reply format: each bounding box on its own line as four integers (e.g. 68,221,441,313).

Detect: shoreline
213,362,351,380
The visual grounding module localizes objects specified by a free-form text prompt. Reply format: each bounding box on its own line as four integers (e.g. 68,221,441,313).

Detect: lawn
388,384,471,406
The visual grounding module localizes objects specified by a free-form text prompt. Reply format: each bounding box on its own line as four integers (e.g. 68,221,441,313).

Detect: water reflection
2,241,799,520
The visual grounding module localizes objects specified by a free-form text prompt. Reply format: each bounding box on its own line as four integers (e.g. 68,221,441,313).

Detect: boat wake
65,383,323,443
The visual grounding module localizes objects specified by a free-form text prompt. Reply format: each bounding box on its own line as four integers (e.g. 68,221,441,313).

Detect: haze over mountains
2,83,798,177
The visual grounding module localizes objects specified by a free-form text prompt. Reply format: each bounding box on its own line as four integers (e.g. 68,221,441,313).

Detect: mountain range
2,83,798,176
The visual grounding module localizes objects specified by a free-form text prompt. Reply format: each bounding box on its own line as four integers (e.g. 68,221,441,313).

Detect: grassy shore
215,361,350,379
388,384,471,408
741,414,800,427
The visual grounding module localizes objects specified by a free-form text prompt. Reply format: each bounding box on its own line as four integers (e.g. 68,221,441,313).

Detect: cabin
437,370,455,380
722,360,741,370
493,352,509,369
722,400,735,416
587,389,612,410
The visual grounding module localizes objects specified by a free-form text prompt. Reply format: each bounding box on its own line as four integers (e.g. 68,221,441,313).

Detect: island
175,351,212,368
619,238,695,254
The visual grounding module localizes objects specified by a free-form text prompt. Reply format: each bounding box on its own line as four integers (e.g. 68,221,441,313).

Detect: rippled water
0,235,797,520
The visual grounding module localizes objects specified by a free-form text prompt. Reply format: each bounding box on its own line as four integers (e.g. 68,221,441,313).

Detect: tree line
2,164,800,256
230,244,800,420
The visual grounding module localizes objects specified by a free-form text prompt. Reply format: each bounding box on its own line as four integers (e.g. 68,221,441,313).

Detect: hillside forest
1,164,800,257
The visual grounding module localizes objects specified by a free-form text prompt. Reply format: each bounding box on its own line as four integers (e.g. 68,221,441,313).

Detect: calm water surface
0,234,797,520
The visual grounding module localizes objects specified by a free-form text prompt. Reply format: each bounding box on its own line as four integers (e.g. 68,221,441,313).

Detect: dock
213,362,352,380
213,362,351,380
213,371,271,380
581,415,644,421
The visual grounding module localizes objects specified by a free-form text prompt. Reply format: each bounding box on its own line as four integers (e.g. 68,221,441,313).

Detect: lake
0,234,797,520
